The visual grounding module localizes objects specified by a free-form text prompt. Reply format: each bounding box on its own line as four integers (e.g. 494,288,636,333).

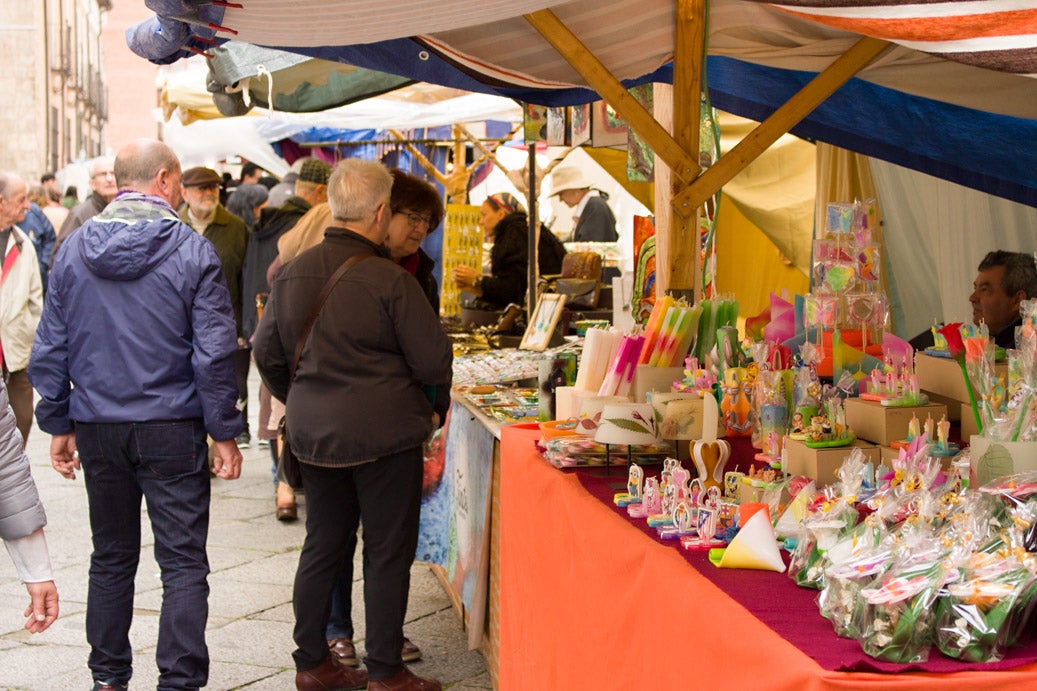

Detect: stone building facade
0,1,109,181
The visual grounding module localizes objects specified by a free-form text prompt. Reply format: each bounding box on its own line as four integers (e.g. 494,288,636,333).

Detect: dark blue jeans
76,420,212,691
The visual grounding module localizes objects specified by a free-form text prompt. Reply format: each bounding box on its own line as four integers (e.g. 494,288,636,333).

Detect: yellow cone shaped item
708,508,785,572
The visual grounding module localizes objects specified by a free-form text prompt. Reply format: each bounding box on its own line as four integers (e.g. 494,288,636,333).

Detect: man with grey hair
253,158,451,691
970,249,1037,348
30,138,243,691
52,156,118,263
0,171,43,444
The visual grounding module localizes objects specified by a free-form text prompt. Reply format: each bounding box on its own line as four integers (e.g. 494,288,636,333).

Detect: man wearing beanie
246,157,331,518
179,166,251,447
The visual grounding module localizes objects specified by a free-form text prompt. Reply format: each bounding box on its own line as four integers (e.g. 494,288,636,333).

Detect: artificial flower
938,322,982,434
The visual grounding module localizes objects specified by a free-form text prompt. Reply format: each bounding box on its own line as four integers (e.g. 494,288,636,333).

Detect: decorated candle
638,295,676,364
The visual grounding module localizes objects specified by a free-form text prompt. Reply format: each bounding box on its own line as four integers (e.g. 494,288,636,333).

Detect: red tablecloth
498,423,1037,690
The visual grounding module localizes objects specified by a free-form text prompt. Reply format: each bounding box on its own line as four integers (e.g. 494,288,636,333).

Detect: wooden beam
674,36,891,213
667,0,707,294
524,8,699,185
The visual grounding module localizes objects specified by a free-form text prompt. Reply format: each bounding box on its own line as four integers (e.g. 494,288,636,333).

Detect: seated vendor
453,192,566,309
911,249,1037,350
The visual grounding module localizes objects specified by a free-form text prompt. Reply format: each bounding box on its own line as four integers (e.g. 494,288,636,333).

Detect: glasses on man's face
393,208,433,230
188,183,220,192
93,171,116,180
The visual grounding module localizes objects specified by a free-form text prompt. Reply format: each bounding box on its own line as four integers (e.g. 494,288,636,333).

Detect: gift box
880,445,898,465
784,437,880,484
844,398,947,445
914,353,1006,404
969,436,1037,486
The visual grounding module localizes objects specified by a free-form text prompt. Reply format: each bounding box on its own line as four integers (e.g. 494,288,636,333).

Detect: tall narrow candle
638,295,675,364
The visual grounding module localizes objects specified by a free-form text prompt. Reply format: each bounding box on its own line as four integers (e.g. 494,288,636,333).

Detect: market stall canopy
201,42,413,119
128,0,1037,206
159,54,523,130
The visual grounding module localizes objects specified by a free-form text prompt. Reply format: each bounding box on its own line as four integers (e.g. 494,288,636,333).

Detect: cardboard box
915,353,1007,403
970,436,1037,485
784,437,880,485
961,403,980,440
738,481,790,508
844,398,948,445
925,392,964,422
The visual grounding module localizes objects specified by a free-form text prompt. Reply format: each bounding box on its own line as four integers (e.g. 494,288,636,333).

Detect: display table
498,423,1037,690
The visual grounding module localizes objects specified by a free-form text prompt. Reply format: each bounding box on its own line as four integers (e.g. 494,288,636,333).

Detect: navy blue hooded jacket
29,192,243,441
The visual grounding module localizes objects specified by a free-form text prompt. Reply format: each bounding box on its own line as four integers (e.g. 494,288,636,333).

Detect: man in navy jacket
30,139,243,691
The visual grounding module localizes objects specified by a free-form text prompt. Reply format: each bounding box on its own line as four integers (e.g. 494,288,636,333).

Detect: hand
50,434,79,480
211,439,243,480
453,265,477,288
24,580,59,633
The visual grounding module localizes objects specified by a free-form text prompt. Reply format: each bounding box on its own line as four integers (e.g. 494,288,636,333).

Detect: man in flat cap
550,165,618,242
180,166,252,447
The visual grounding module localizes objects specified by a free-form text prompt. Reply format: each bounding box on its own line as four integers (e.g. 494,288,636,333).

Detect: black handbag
277,252,373,489
554,277,600,309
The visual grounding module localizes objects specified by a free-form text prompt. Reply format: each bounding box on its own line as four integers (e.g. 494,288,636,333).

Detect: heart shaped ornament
692,440,731,489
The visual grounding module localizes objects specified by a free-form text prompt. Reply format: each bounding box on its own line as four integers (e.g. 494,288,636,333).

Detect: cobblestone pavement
0,371,490,690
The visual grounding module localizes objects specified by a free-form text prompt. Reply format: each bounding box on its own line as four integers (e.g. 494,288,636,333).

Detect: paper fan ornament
708,509,785,572
763,292,794,344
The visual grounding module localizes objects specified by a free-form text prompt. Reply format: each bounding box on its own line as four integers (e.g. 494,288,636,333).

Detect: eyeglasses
187,183,220,192
393,208,434,230
92,171,116,180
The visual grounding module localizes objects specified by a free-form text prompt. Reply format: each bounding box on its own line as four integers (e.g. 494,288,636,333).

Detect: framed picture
520,293,567,351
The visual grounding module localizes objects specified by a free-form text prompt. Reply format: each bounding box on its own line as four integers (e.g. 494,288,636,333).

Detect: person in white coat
0,377,58,633
0,172,44,444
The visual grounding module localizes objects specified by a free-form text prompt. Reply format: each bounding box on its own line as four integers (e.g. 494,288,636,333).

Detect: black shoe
91,682,128,691
235,432,251,448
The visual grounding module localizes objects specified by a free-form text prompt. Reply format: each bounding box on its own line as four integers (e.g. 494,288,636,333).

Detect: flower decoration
938,322,982,434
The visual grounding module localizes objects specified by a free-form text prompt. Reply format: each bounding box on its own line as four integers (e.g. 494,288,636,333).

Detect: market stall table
497,423,1037,690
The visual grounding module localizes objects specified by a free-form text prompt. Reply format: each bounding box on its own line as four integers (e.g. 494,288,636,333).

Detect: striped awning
760,0,1037,76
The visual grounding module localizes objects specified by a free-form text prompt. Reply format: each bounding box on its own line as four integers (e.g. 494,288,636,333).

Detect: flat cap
181,166,222,187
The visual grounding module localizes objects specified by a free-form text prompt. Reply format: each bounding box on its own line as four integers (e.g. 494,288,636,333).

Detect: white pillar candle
702,392,719,442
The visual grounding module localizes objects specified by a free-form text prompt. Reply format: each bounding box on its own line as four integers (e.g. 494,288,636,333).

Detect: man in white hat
550,165,618,242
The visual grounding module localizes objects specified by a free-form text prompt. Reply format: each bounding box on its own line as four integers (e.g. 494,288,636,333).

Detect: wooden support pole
524,8,699,186
667,0,706,295
673,36,891,212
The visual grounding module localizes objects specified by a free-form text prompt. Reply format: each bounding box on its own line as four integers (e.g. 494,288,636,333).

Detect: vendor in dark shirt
453,192,566,308
970,250,1037,348
912,250,1037,350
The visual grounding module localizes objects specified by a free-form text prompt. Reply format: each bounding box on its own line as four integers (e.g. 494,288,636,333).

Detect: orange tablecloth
498,423,1037,690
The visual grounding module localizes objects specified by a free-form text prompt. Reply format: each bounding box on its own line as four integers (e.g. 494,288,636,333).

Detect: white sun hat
549,166,594,196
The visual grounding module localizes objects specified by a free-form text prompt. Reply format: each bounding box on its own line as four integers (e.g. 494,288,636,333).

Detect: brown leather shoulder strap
290,252,374,379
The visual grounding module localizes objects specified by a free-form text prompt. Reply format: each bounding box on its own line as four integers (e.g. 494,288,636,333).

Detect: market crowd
0,141,453,691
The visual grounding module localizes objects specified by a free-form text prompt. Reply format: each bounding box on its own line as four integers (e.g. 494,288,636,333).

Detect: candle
638,296,675,364
701,391,719,442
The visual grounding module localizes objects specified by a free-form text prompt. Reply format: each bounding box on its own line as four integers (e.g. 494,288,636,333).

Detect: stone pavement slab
0,371,488,690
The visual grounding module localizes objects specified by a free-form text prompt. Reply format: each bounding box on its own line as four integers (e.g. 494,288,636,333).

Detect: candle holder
593,402,660,476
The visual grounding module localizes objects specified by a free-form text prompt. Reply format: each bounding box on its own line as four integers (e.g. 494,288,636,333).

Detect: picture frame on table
520,293,567,351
